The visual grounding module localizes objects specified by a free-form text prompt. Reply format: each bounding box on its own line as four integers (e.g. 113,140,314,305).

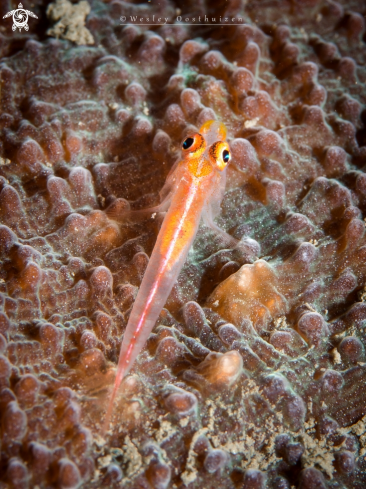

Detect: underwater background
0,0,366,487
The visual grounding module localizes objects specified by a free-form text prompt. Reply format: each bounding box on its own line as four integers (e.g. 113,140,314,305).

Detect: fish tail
103,351,128,434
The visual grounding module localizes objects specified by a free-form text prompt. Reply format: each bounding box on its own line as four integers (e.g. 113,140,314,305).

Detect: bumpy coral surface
0,0,366,487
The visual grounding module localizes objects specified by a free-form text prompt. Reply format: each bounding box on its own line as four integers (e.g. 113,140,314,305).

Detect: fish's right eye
182,137,194,150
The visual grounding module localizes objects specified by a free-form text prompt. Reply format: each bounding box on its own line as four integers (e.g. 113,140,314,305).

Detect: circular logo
12,8,29,31
3,3,38,32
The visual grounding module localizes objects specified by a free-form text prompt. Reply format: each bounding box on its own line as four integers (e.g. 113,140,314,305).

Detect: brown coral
0,0,366,488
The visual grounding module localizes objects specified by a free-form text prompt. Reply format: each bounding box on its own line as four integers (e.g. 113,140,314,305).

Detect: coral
0,0,366,488
47,0,94,46
206,260,286,333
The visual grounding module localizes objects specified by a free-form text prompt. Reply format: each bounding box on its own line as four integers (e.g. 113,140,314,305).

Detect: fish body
105,120,232,426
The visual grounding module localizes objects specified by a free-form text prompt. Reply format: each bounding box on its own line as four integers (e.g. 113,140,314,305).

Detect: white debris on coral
0,157,11,166
46,0,94,46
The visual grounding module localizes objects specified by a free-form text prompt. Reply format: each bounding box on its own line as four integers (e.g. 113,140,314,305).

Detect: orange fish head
199,120,227,145
181,120,231,177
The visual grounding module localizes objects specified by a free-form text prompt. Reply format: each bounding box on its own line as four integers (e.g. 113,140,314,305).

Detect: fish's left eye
222,149,230,163
183,137,194,150
181,133,206,158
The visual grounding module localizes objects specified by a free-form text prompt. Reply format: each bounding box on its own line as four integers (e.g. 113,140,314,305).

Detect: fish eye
181,133,206,158
182,137,194,150
208,141,231,171
223,149,230,163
